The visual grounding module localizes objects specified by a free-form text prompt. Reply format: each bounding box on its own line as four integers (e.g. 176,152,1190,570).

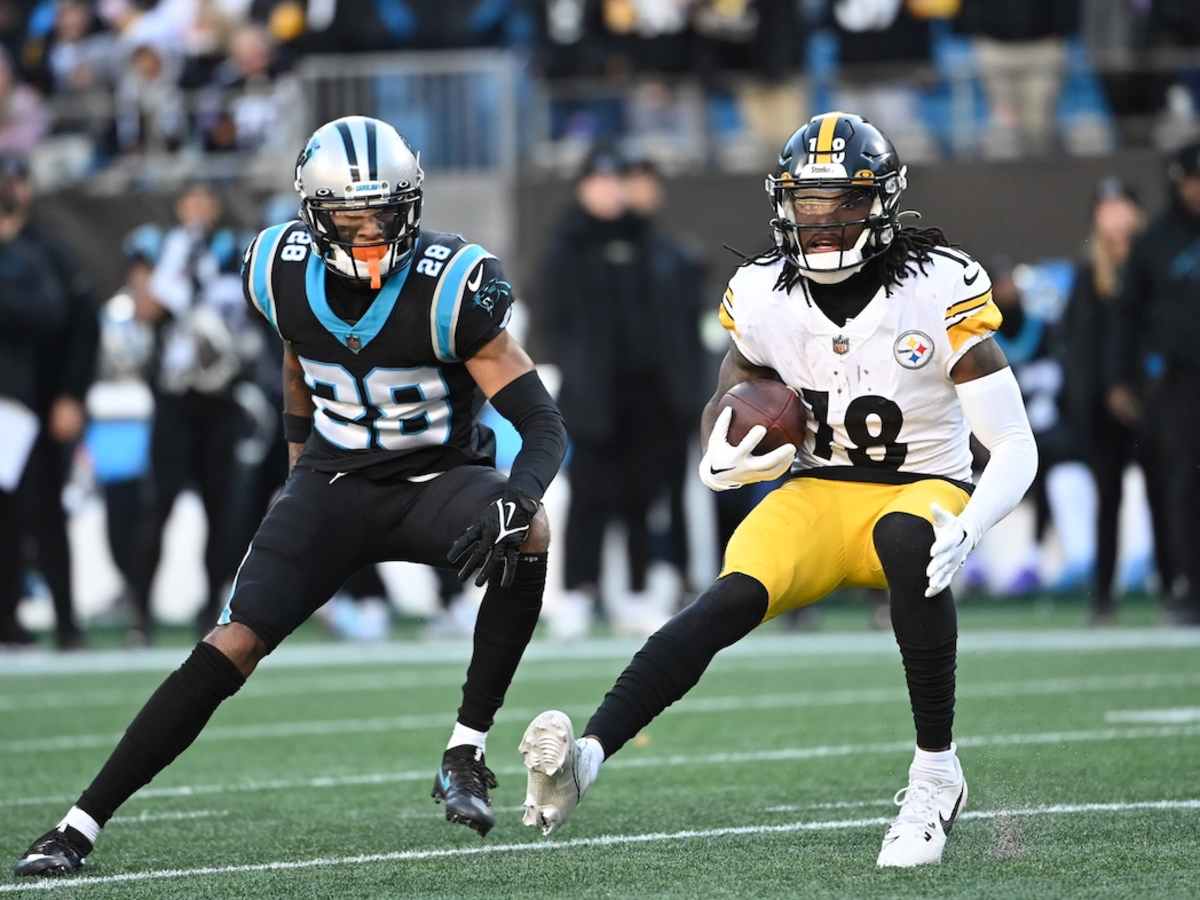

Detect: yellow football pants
720,476,971,621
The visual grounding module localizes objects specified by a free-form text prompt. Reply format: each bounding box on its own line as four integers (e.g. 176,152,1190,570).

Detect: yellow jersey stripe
815,114,840,163
718,303,736,332
945,289,993,319
947,302,1003,352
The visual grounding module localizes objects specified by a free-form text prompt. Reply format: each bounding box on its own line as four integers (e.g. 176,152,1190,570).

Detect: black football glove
448,490,540,588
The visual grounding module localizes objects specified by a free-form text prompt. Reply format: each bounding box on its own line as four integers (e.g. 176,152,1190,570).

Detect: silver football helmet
294,116,424,288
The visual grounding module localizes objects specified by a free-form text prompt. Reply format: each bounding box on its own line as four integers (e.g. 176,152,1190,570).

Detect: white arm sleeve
955,366,1038,543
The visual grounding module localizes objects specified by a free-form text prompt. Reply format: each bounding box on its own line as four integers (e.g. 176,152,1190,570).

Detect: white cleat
876,756,967,868
519,710,599,836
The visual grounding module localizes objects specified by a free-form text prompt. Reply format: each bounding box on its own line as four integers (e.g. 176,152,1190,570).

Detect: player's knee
872,512,935,585
519,506,551,554
203,623,268,678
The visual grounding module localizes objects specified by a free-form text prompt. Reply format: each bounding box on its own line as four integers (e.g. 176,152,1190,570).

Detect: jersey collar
304,254,411,353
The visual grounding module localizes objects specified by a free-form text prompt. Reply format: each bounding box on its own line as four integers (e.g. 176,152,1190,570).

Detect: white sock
57,807,100,846
576,736,605,791
912,742,959,778
447,722,487,752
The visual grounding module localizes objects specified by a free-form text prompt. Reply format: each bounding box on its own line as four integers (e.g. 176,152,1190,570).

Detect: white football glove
925,502,981,598
698,406,796,492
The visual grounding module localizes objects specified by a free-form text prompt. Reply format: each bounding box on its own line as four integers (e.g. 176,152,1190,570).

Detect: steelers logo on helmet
294,116,424,289
765,111,907,285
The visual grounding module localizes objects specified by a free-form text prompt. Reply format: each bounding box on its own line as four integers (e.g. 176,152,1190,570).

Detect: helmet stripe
815,113,840,163
364,119,378,182
334,121,361,182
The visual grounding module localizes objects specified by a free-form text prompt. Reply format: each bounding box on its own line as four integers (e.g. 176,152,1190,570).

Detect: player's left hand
449,490,540,588
925,503,980,598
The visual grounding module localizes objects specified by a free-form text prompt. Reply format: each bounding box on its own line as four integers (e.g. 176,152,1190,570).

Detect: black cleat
432,745,498,837
14,827,91,877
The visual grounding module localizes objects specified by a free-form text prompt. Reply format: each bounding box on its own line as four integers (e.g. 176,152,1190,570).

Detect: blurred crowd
3,131,1200,652
0,1,1199,185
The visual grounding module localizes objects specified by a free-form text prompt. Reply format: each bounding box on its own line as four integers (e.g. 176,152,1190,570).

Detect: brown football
721,379,807,454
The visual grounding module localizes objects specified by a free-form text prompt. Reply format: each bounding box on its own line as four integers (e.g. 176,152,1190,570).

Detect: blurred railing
36,44,1200,192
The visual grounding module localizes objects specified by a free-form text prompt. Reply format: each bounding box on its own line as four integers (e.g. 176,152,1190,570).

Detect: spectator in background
542,145,703,637
0,48,49,154
957,0,1078,158
88,226,161,619
1110,139,1200,627
1061,177,1171,624
114,41,185,153
131,182,247,642
199,23,301,153
622,154,705,604
40,0,118,95
3,155,99,649
0,157,66,646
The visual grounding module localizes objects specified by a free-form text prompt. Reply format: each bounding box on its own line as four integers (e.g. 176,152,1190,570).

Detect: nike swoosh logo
963,268,980,286
467,263,484,293
710,465,735,475
939,785,966,834
494,498,530,542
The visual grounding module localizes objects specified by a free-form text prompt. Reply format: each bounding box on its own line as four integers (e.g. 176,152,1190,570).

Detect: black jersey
242,221,514,479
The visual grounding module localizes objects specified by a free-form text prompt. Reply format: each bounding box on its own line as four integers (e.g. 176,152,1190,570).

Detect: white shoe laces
886,779,939,838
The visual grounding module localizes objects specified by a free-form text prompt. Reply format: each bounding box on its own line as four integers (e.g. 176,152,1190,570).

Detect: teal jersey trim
431,243,490,362
303,253,412,353
250,223,290,332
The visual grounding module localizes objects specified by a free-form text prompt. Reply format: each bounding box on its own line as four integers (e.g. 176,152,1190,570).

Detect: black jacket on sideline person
0,235,67,410
543,209,706,442
23,221,98,419
1111,200,1200,388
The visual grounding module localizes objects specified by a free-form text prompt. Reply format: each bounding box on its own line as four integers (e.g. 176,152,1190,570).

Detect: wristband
283,413,313,444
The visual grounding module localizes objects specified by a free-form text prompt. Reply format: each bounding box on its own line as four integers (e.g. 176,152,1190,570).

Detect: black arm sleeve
489,369,567,501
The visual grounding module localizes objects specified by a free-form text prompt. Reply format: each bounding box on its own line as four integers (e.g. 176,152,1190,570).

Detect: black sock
585,573,767,757
77,642,245,825
456,553,547,732
873,512,958,751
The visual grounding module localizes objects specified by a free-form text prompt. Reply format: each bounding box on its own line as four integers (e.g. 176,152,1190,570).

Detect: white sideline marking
8,671,1199,754
0,627,1196,677
3,800,1197,893
765,799,889,813
6,723,1200,810
110,810,228,825
1105,707,1200,725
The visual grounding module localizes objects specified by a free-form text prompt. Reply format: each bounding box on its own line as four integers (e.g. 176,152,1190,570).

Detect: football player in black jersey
14,117,568,877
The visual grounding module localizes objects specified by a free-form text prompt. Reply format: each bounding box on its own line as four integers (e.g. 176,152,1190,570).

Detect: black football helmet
766,111,907,284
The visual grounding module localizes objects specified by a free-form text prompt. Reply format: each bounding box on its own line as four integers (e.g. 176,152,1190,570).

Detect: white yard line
7,671,1199,754
1,627,1197,678
110,810,228,825
2,799,1197,893
1105,707,1200,725
5,723,1199,810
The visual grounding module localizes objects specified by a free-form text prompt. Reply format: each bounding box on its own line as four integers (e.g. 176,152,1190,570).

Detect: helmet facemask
301,189,422,290
767,167,905,285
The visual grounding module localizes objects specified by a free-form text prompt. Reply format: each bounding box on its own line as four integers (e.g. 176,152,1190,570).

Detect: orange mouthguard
352,246,387,289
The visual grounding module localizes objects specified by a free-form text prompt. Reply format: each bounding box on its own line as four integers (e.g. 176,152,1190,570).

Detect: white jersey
718,247,1001,484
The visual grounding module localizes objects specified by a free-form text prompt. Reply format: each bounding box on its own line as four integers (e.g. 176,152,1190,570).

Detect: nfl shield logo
346,335,361,353
832,334,850,355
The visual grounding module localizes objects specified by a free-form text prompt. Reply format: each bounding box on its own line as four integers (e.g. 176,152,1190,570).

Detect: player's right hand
698,406,795,492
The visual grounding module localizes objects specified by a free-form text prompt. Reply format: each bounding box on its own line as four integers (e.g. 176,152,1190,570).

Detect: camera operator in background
1110,140,1200,627
0,156,68,645
4,154,98,649
131,182,248,643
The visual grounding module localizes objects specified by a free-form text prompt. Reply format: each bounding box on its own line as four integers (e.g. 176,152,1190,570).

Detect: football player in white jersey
518,112,1038,868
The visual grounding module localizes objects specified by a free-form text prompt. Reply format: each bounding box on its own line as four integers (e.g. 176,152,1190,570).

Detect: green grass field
2,604,1199,899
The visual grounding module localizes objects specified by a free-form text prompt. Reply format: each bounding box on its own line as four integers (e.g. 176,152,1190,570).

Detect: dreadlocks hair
736,223,953,295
